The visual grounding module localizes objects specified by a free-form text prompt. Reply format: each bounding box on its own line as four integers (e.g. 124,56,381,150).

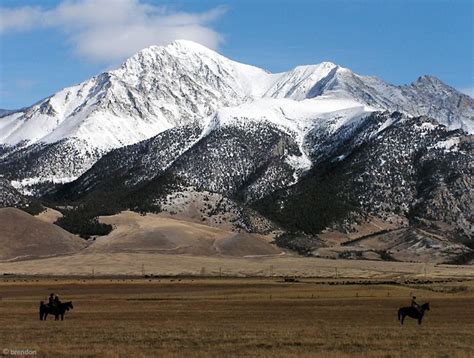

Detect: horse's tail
39,301,45,321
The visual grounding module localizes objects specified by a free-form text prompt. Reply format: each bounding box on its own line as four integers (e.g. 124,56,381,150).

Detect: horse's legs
401,315,405,325
418,317,422,325
61,313,64,321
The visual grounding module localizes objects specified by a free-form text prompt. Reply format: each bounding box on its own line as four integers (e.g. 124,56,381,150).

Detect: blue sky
0,0,473,109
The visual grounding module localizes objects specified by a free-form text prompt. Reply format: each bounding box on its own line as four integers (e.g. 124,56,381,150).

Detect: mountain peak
131,40,219,60
119,40,221,73
168,39,216,52
291,61,338,73
413,75,443,85
409,75,472,99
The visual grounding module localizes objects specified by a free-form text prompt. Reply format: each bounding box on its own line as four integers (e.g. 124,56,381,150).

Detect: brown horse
398,302,430,325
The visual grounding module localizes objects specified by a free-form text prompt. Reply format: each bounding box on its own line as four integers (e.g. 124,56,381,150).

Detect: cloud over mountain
0,0,226,63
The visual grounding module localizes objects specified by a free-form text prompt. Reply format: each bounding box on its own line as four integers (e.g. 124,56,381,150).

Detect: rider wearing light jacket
411,296,420,311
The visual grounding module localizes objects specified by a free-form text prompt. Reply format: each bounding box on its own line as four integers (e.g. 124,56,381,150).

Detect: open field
0,278,473,357
1,252,474,279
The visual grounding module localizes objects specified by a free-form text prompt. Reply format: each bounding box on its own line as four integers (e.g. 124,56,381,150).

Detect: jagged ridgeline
0,41,472,257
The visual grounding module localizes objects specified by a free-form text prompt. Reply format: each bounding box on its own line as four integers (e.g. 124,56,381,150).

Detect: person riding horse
48,293,61,309
399,300,430,325
411,296,420,312
40,299,74,321
41,293,72,321
48,293,55,308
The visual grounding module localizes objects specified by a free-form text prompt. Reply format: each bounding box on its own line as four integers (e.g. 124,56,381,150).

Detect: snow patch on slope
432,137,461,152
208,96,375,177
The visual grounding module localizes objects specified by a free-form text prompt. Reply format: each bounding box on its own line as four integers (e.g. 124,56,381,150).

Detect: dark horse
39,301,74,321
398,303,430,325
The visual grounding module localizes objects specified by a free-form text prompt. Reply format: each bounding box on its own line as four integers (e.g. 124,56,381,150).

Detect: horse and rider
398,295,430,325
39,293,74,321
49,293,61,308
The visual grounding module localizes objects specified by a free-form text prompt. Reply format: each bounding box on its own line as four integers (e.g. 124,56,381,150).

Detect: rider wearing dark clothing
48,293,61,310
48,293,55,308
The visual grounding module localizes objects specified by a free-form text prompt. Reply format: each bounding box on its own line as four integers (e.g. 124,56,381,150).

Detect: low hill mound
0,208,87,261
88,211,282,257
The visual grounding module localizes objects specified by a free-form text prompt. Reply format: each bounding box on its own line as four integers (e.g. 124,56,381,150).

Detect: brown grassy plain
0,278,473,357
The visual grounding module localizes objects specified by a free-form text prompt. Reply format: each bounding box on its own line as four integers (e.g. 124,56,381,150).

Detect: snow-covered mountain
0,41,278,149
0,40,472,195
1,40,472,262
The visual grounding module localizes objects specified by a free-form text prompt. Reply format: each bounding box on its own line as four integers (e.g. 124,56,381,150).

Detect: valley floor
0,278,473,357
0,252,473,279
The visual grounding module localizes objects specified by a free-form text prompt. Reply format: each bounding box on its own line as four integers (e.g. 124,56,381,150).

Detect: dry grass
94,211,281,257
1,252,474,279
35,208,63,224
0,208,86,261
0,278,473,357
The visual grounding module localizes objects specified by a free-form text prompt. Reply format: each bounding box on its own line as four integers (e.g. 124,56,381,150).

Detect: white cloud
0,6,43,32
459,87,474,98
0,0,226,63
